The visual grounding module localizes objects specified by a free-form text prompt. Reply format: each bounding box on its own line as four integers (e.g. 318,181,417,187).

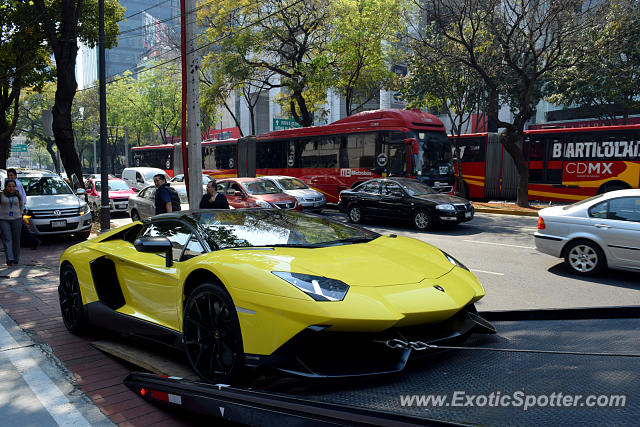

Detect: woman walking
0,179,24,266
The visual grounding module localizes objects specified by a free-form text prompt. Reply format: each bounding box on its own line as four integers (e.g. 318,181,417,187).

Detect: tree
32,0,123,186
0,0,53,168
330,0,403,115
72,86,99,172
547,0,640,124
138,61,182,145
16,84,61,173
401,28,485,198
199,0,335,127
416,0,597,206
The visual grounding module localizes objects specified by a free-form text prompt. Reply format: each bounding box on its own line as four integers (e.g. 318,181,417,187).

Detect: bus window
525,136,545,183
296,138,318,168
256,140,287,169
317,136,339,168
456,137,485,162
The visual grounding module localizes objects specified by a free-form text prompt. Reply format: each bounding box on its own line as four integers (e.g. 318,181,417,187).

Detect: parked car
337,177,474,231
216,178,300,210
0,169,6,188
85,178,136,214
170,173,212,193
121,167,169,192
128,184,190,221
534,189,640,276
260,175,326,212
17,170,92,240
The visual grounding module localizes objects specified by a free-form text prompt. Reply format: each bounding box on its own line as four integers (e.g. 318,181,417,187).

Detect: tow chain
374,338,640,358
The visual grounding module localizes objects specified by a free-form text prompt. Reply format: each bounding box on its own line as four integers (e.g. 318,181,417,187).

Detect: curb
474,208,540,217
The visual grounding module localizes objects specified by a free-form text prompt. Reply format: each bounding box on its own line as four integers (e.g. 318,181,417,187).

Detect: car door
226,181,250,208
589,196,640,269
86,181,97,206
114,220,199,330
379,180,411,219
355,181,382,217
139,186,157,218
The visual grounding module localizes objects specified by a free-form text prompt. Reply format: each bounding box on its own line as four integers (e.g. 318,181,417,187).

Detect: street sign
273,118,301,131
10,143,28,153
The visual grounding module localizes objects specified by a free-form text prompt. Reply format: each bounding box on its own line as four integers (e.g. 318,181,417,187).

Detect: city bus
453,124,640,201
132,109,454,203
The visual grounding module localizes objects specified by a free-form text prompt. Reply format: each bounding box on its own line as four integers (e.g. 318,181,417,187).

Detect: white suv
122,167,170,192
18,170,92,240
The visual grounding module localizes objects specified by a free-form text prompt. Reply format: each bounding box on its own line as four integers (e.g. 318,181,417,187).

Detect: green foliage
547,0,640,122
137,61,182,144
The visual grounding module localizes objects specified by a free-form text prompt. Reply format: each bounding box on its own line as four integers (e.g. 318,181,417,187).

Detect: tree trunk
291,90,313,127
52,40,84,189
0,119,9,169
501,132,529,207
46,138,61,174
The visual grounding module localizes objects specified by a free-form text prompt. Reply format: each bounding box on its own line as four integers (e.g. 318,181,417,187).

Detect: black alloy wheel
58,264,88,334
413,209,433,231
183,283,244,382
348,204,363,224
130,209,140,221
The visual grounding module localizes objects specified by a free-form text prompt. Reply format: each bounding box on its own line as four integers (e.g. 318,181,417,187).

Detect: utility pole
98,0,110,232
182,0,203,209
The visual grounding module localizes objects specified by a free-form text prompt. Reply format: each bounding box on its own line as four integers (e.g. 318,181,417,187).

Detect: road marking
471,269,505,276
0,322,91,427
464,239,535,249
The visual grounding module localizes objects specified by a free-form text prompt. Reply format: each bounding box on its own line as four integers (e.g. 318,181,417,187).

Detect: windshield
400,180,437,196
277,178,308,190
95,180,130,192
409,130,453,178
19,176,72,196
244,180,282,195
196,210,379,249
143,170,164,181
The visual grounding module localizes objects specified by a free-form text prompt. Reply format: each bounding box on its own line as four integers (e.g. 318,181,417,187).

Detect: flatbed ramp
120,309,640,426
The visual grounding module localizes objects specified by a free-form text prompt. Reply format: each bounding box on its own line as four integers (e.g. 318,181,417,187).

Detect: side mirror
134,237,174,267
234,190,244,197
76,188,86,196
131,187,138,192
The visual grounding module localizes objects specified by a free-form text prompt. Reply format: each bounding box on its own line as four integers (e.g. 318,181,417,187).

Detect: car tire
130,209,140,222
58,264,88,334
564,240,606,276
347,204,363,224
183,283,244,383
413,210,433,231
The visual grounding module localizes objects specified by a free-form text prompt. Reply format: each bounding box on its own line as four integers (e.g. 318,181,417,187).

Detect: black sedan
337,178,474,230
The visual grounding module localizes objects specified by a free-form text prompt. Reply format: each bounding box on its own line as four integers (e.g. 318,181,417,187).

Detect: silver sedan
534,189,640,275
128,184,190,221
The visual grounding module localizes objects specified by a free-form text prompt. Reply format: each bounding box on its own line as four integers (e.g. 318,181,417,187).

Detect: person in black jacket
199,179,229,209
153,174,181,214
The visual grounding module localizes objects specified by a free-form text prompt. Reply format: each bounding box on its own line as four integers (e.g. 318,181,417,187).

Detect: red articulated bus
452,124,640,202
132,109,455,203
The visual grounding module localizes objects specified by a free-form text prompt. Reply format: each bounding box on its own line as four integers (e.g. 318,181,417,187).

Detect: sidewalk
0,235,191,426
473,201,544,217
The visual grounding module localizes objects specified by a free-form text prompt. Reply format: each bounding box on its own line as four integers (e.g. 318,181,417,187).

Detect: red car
217,178,300,210
85,178,136,214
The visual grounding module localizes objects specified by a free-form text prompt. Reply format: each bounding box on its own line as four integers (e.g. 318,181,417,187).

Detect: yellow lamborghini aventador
58,209,495,381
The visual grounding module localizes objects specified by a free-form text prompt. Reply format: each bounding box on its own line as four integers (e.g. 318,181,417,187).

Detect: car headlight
78,204,90,215
256,200,272,208
296,196,305,202
272,272,349,301
441,250,469,271
436,204,455,212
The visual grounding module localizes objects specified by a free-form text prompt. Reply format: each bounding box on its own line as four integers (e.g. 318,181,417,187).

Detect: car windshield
562,193,605,210
277,178,308,190
244,180,282,195
399,180,437,196
143,170,163,181
95,180,130,191
19,176,72,196
196,210,379,249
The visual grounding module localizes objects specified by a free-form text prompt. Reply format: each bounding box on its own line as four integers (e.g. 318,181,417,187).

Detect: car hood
96,190,135,198
254,193,297,202
26,194,82,209
284,189,322,198
412,193,469,204
218,235,453,286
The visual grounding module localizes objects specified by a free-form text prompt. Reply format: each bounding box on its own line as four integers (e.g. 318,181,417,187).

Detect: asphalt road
112,210,640,312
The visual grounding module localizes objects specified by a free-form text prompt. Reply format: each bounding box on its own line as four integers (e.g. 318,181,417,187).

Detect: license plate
51,220,67,228
117,204,126,209
314,202,322,207
465,212,472,218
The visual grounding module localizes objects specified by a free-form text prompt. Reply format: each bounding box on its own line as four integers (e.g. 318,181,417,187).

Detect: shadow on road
547,263,640,290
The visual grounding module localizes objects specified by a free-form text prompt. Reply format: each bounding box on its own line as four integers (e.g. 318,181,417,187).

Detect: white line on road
471,269,505,276
0,321,91,427
464,239,535,250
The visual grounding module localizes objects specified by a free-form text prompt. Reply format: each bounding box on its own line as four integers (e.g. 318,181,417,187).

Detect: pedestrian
199,179,230,209
153,174,181,215
6,168,41,250
0,179,25,266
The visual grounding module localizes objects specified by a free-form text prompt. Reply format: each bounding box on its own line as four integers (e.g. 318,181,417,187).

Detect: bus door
381,141,407,177
525,134,563,198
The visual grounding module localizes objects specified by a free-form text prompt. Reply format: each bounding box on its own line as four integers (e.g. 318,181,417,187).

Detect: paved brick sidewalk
0,237,192,426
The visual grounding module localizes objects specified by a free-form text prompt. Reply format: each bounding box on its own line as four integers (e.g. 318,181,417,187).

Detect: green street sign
10,143,28,153
273,118,301,131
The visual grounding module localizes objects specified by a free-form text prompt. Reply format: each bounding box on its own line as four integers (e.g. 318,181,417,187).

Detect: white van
121,167,169,192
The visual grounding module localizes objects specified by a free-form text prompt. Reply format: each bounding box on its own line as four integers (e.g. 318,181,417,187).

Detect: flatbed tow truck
119,307,640,426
